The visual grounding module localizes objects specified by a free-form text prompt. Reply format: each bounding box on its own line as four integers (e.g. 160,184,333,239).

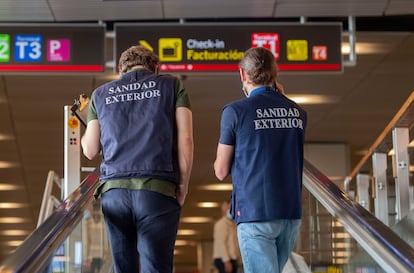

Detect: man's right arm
81,119,101,160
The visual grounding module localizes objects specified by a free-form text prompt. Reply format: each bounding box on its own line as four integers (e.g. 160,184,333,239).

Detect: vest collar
250,86,275,97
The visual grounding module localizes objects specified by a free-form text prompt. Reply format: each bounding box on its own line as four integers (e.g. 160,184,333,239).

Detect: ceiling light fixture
4,240,23,247
177,229,198,236
0,230,30,236
175,240,197,246
174,249,183,255
199,184,232,191
0,134,13,141
197,202,220,208
342,42,389,55
0,202,27,209
287,94,339,105
0,161,18,168
180,217,212,223
0,183,21,191
0,217,29,224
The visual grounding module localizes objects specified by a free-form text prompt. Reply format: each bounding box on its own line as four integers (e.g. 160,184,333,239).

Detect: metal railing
304,159,414,273
37,170,63,228
343,90,414,224
0,170,100,273
3,160,414,272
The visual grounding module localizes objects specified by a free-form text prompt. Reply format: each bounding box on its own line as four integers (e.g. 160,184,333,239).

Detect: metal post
64,105,81,199
347,16,356,65
392,127,410,220
372,153,389,225
356,174,370,211
63,105,82,273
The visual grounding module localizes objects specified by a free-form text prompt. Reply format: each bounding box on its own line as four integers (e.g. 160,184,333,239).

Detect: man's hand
224,261,233,273
176,183,188,206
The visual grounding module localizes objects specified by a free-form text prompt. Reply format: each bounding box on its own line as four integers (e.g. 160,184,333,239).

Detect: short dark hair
118,45,160,74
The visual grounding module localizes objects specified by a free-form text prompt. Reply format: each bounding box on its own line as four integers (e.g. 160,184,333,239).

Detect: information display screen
0,24,105,73
115,23,342,73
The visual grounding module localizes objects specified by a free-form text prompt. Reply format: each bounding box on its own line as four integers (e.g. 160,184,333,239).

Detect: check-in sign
115,23,342,73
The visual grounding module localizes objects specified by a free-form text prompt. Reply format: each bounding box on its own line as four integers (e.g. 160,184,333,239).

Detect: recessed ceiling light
332,242,351,249
287,94,338,105
175,240,197,246
0,184,21,191
180,217,212,223
199,184,232,191
197,202,220,208
332,232,351,239
0,217,29,224
177,229,198,236
0,161,18,168
0,134,13,141
0,202,27,209
342,42,389,55
4,240,23,247
0,230,30,236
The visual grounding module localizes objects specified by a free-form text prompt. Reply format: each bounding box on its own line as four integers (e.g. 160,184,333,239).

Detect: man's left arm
175,107,194,206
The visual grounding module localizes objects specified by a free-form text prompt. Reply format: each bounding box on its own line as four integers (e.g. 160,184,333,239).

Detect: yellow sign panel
287,40,308,61
158,38,182,62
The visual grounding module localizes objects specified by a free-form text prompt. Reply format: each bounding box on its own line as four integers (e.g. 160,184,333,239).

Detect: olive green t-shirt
87,72,191,199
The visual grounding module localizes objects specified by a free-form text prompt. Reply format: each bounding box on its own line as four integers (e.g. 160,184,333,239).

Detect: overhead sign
115,23,342,73
0,24,105,73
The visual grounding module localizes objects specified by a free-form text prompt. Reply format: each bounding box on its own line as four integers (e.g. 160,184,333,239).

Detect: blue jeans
101,188,181,273
237,219,301,273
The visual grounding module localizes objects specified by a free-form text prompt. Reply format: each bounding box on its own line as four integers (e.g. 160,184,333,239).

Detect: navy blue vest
226,87,307,224
93,69,179,183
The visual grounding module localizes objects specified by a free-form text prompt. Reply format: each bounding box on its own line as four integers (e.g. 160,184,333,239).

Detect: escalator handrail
0,169,100,273
304,159,414,273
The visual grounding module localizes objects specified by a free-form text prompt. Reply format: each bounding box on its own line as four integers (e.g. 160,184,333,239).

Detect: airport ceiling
0,0,414,267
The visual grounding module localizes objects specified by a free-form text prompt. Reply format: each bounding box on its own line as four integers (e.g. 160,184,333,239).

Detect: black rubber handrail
3,161,414,272
0,170,100,273
304,159,414,273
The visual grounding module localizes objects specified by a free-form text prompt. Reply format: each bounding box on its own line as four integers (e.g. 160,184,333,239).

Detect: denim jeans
237,219,301,273
101,188,181,273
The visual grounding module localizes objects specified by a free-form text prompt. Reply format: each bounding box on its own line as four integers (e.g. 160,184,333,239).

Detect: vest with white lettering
93,69,179,183
223,87,307,224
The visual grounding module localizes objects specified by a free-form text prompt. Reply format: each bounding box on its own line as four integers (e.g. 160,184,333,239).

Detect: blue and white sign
14,34,42,62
